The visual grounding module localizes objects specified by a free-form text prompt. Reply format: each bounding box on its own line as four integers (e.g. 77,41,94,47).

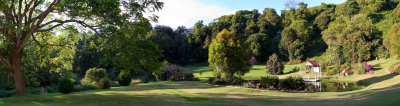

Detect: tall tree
0,0,163,95
347,0,360,16
247,33,272,62
384,23,400,58
257,8,281,38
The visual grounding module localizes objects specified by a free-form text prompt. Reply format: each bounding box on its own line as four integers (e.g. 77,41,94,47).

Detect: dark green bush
208,77,226,85
260,76,279,89
305,84,315,92
170,72,199,81
58,78,74,94
281,76,305,90
82,68,107,84
73,84,97,92
97,78,111,89
208,77,216,83
214,79,226,85
118,70,132,86
0,89,7,98
357,66,366,75
111,81,120,87
266,53,284,75
225,77,245,85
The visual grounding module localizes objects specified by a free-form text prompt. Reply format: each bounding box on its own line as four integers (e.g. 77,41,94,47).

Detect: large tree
322,14,380,64
0,0,163,95
384,23,400,58
208,29,252,78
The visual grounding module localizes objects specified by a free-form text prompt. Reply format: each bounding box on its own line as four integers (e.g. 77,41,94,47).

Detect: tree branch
31,33,64,47
38,19,101,35
0,54,11,70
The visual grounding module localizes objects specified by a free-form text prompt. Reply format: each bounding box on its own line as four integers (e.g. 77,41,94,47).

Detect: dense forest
2,0,400,96
150,0,399,66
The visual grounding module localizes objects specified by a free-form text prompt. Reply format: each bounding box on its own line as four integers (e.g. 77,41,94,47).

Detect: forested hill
147,0,400,65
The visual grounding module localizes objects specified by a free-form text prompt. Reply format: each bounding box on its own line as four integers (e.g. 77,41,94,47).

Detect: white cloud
147,0,234,28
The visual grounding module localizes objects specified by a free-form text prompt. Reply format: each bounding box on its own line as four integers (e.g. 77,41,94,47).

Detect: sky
149,0,347,29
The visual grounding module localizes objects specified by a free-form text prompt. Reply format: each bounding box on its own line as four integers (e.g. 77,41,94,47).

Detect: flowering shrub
365,64,373,72
394,64,400,74
361,61,373,72
250,56,257,65
160,65,198,81
160,65,183,81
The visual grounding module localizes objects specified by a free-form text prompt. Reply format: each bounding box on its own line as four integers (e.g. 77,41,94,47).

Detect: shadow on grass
115,81,223,92
356,74,396,87
4,91,232,105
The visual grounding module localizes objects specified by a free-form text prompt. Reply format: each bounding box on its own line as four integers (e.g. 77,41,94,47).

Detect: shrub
170,72,199,81
260,76,279,89
250,56,257,65
225,77,245,85
160,65,183,81
281,76,305,90
82,68,107,84
243,80,257,88
208,77,226,85
58,77,74,94
266,53,284,75
325,68,337,76
0,89,7,98
73,84,97,92
111,81,120,87
97,78,111,89
394,64,400,74
118,70,132,86
208,77,216,84
305,84,315,92
365,64,373,72
357,66,366,75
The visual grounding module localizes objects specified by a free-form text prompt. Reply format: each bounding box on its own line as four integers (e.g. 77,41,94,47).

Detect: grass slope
1,58,400,105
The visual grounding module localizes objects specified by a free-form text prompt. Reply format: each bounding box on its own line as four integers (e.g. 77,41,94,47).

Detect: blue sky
198,0,346,14
149,0,347,28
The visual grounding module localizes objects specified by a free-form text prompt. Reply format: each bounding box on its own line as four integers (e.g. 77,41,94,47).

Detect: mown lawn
1,58,400,105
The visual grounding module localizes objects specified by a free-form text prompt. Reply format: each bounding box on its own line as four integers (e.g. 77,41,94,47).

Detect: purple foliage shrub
250,56,257,65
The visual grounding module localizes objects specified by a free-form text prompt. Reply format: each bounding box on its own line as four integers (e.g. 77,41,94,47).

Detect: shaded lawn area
2,58,400,105
2,79,400,106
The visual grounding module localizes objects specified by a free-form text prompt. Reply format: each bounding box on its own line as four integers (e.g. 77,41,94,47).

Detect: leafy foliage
81,68,107,84
97,78,111,89
266,53,284,75
281,76,305,90
208,29,252,78
249,56,257,65
58,78,74,94
118,70,132,86
384,23,400,58
260,76,279,89
247,33,273,62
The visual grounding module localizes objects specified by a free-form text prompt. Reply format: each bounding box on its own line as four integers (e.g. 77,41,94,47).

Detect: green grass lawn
1,58,400,105
185,62,324,80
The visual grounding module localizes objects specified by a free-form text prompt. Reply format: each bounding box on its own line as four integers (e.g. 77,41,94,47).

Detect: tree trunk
11,45,28,95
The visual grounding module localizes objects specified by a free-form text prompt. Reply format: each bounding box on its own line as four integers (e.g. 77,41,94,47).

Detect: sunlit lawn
1,58,400,105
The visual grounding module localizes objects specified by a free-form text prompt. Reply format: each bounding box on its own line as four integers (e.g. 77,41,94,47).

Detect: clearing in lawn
1,58,400,105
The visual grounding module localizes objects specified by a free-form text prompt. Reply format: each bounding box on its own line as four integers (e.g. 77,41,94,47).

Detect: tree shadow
356,74,396,87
